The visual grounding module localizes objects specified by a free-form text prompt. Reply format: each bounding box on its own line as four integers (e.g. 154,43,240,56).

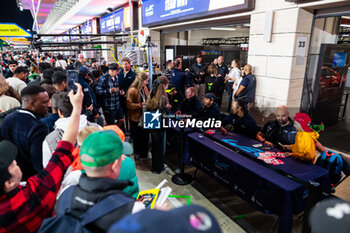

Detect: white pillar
248,1,314,120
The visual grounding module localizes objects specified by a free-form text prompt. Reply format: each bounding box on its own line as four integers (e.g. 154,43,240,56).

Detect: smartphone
67,70,78,93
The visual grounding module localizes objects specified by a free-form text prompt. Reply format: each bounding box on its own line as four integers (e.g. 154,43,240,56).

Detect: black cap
309,198,350,233
166,84,176,93
204,93,216,102
108,204,222,233
108,63,121,71
0,140,18,170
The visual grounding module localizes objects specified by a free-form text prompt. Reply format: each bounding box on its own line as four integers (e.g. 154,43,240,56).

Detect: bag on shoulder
316,150,343,184
38,186,134,233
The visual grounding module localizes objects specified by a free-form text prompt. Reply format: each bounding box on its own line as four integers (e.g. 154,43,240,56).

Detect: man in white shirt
6,66,28,95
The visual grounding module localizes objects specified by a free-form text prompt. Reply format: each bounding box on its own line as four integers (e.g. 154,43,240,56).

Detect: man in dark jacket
119,58,136,93
256,106,297,149
78,66,98,120
179,86,203,118
166,84,184,114
1,85,50,180
55,130,144,233
198,93,221,121
215,56,229,107
190,54,207,100
118,57,136,129
220,99,257,138
171,58,188,96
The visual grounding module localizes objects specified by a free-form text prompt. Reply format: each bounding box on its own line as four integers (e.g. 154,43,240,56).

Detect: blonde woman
126,72,150,160
0,78,20,112
146,76,170,173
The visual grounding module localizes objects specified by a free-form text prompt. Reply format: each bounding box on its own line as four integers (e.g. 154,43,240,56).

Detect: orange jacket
290,131,319,162
71,147,83,171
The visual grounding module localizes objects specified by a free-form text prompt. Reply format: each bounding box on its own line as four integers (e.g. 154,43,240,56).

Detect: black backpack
316,150,343,185
38,186,134,233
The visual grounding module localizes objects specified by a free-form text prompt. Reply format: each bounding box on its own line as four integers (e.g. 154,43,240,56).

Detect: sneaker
151,169,162,174
151,164,168,174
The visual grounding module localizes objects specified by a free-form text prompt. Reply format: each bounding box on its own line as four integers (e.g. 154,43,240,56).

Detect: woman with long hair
146,76,170,173
126,72,150,160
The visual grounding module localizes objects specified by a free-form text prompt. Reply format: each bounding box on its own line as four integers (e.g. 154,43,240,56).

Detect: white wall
188,27,249,45
248,1,314,118
163,32,187,46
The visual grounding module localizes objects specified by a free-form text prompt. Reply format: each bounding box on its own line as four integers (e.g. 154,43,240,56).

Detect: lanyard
140,88,146,102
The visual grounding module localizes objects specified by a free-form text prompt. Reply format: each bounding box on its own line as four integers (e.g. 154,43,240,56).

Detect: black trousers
150,129,166,172
129,120,149,158
103,108,123,125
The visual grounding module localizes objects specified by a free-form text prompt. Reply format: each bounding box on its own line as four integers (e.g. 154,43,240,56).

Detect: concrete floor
134,158,246,233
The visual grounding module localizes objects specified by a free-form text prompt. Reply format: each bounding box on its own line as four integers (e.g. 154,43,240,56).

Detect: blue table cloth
187,130,331,233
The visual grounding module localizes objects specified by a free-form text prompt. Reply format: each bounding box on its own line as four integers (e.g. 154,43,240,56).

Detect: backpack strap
57,186,75,216
80,193,134,226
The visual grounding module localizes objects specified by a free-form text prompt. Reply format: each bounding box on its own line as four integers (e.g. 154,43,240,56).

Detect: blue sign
69,27,80,40
100,8,124,33
142,0,249,26
81,22,92,34
143,110,161,129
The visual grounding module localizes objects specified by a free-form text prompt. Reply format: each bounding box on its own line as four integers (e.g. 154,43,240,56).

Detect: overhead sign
81,22,92,34
100,8,125,33
142,0,254,27
0,37,30,45
0,23,32,37
69,27,80,40
81,19,97,35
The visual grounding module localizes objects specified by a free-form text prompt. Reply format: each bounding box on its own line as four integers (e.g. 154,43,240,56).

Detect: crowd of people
0,50,335,233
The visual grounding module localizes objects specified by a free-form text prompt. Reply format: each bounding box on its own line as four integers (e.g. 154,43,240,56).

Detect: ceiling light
340,24,350,28
210,27,236,31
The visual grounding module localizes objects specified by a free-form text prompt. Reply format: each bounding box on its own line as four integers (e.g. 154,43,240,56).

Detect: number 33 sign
296,37,308,65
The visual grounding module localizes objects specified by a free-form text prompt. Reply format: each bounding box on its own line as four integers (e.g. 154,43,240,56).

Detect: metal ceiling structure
18,0,131,34
32,33,128,52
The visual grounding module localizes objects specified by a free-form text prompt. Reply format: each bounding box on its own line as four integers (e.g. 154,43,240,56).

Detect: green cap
80,130,133,167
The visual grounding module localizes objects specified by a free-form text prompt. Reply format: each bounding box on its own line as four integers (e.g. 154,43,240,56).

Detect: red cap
294,112,312,132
